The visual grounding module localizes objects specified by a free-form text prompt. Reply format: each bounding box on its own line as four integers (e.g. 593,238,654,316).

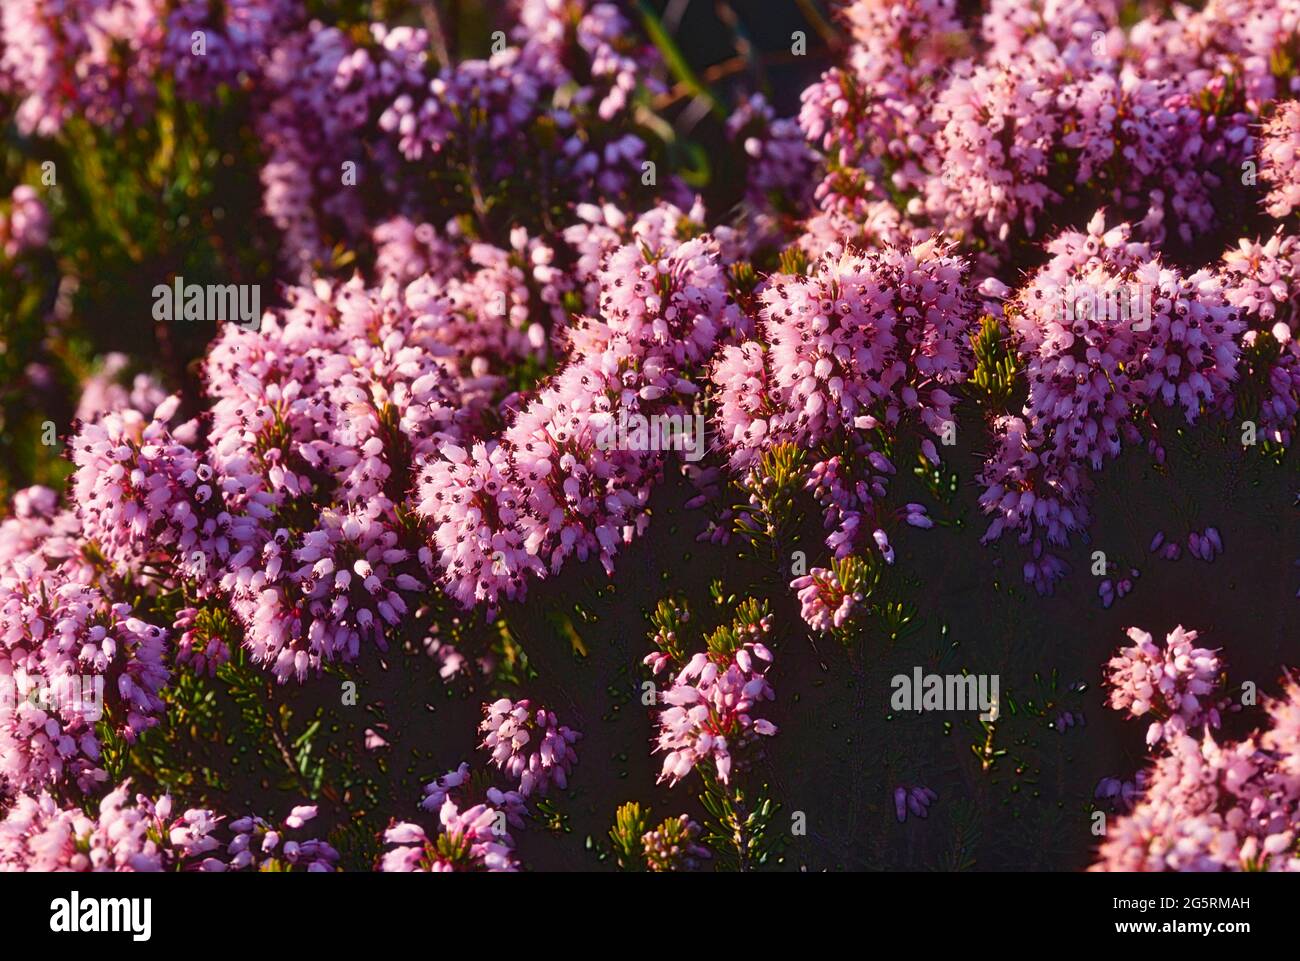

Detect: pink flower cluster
18,0,676,282
1261,101,1300,218
650,642,777,786
0,487,83,587
0,186,48,259
381,801,518,873
792,566,865,633
9,0,1295,621
0,782,336,871
1219,231,1300,445
727,93,818,251
0,0,164,136
713,238,974,560
417,761,525,828
0,574,168,795
3,0,1299,875
256,1,672,280
0,0,298,136
416,232,740,610
479,698,580,797
173,276,472,680
979,211,1243,592
1093,680,1300,872
383,699,582,873
799,0,958,217
19,202,751,688
72,399,262,585
1104,626,1224,747
801,0,1255,253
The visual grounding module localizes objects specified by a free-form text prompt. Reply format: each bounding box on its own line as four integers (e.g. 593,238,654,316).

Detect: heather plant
0,0,1295,875
1094,629,1299,872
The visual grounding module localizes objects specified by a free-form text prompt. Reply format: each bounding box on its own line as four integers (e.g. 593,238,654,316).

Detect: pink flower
0,573,168,794
1,186,49,258
642,814,711,871
1093,680,1300,872
1260,101,1300,218
0,781,336,871
894,785,937,823
654,644,776,786
792,565,863,632
479,699,580,797
1104,626,1224,746
71,403,262,588
0,0,165,137
381,797,517,873
1219,231,1300,446
980,211,1242,591
714,239,974,561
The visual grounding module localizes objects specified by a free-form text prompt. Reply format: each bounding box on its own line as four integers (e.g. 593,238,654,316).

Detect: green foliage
531,796,573,835
704,596,771,657
328,817,386,872
874,593,922,644
648,595,691,666
963,670,1089,815
218,650,330,796
967,314,1022,413
727,259,759,301
608,800,651,871
935,799,982,871
913,451,962,507
697,769,781,871
491,617,537,687
777,244,810,277
828,553,881,608
642,812,708,872
648,588,772,664
732,442,807,568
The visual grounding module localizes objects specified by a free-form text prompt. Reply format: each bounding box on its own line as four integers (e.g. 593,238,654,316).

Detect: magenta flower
1104,626,1224,746
479,698,580,797
980,210,1242,591
654,644,777,786
0,0,165,137
1093,680,1300,872
714,238,974,563
1219,231,1300,446
0,574,168,794
894,785,937,823
1,186,49,258
1261,101,1300,218
642,814,711,872
381,796,518,873
0,782,336,872
792,566,863,632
